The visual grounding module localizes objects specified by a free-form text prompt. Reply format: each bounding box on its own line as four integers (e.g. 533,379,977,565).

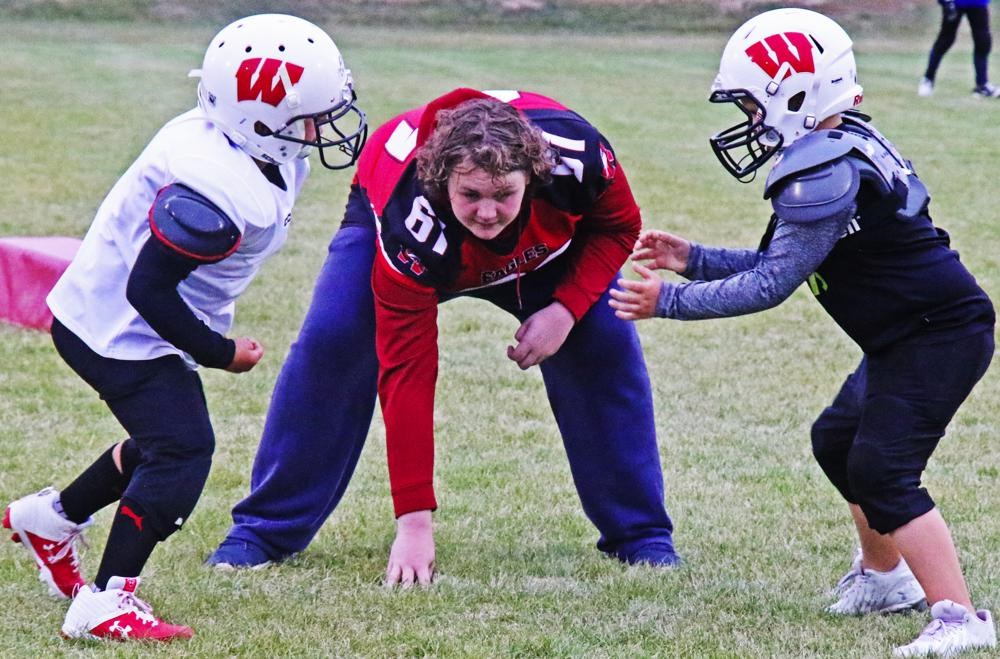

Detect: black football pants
51,319,214,541
811,330,993,534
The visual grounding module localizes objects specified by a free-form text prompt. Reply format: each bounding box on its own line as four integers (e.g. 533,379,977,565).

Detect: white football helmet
191,13,367,169
709,8,863,180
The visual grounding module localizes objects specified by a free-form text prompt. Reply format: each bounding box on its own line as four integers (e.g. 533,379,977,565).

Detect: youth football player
3,13,366,640
609,9,996,657
209,88,682,581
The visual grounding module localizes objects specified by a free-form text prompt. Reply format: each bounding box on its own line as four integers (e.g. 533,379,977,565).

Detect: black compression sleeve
126,237,236,369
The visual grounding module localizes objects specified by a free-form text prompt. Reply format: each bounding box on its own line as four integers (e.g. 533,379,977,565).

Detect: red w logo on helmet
235,58,304,106
745,32,815,80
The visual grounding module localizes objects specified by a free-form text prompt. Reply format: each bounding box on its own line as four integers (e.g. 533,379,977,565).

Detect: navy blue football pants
51,319,214,540
811,330,993,534
924,5,992,87
224,213,676,561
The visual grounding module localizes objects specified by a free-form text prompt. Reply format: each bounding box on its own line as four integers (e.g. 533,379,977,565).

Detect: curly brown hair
416,98,556,203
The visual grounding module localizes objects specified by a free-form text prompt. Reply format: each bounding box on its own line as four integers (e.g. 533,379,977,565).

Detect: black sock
94,498,159,591
60,440,140,524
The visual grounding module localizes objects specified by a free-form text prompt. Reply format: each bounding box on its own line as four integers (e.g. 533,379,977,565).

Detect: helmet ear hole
254,121,273,137
788,91,806,112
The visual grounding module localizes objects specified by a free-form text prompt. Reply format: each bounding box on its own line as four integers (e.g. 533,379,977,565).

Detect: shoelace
47,529,88,570
913,616,964,644
831,551,863,595
116,591,160,627
833,566,862,594
837,574,875,609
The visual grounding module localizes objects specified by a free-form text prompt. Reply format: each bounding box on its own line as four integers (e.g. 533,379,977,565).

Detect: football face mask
263,86,368,170
708,88,781,182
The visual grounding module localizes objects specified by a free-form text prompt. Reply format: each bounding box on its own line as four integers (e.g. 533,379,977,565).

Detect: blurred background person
919,0,1000,97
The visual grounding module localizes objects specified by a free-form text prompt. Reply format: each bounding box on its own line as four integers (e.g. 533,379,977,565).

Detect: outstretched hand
631,229,692,274
609,263,664,321
225,337,264,373
506,301,575,370
385,510,435,588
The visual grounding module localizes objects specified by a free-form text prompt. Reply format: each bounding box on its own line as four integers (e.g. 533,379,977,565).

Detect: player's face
303,118,318,143
447,162,529,241
736,97,765,125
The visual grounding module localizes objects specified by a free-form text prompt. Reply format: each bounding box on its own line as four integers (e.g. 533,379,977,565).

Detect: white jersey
48,108,309,366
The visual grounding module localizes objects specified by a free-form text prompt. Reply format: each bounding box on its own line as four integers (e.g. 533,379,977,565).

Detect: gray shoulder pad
764,130,854,200
770,158,860,224
149,184,241,262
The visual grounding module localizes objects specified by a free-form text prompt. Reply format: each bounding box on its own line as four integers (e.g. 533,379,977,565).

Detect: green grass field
1,15,999,658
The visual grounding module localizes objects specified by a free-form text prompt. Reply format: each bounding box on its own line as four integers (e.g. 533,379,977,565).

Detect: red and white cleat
4,487,91,599
62,576,194,641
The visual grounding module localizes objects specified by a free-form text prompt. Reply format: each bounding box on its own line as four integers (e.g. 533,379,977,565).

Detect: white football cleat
828,553,926,615
917,77,934,97
893,600,996,657
61,576,194,641
3,487,91,598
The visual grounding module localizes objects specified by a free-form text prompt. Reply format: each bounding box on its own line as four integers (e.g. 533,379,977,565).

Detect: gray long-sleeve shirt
655,206,854,320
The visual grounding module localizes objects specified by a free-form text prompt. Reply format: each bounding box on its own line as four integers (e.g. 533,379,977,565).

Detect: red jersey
362,89,642,517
